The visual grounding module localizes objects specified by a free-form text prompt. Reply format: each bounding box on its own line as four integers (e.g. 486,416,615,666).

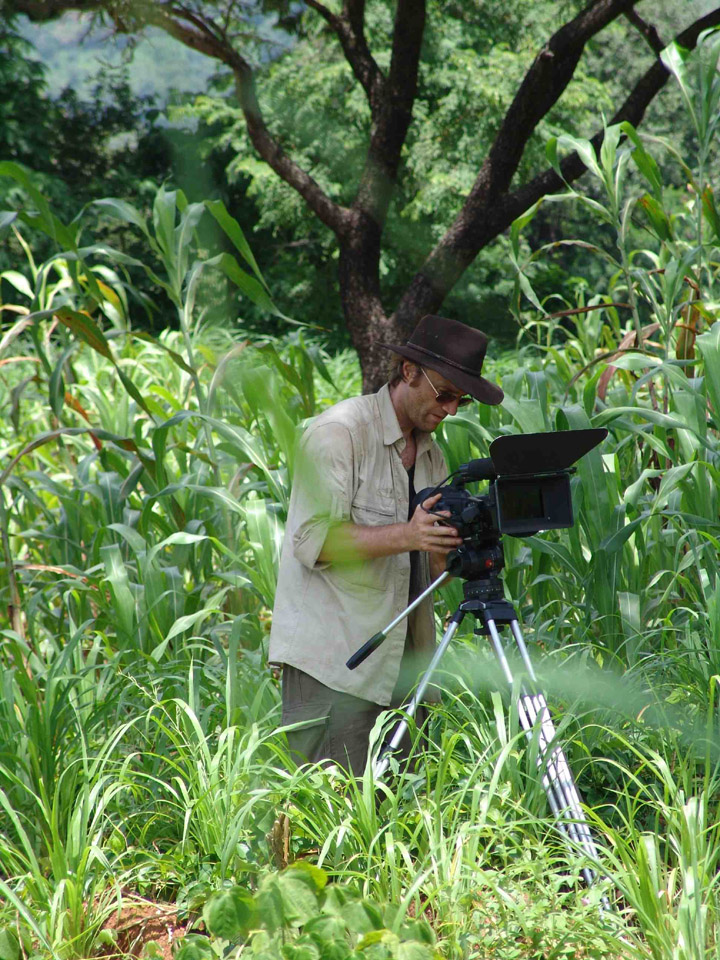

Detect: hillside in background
17,11,217,99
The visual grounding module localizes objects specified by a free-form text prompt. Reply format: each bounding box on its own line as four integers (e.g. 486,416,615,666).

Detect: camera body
413,427,608,545
416,470,574,542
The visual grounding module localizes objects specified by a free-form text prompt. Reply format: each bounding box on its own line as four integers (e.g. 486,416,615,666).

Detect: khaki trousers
281,664,429,774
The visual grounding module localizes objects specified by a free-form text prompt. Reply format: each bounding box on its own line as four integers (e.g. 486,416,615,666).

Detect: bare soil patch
100,898,186,960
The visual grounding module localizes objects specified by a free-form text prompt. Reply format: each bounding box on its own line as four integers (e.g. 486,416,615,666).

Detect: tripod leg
486,617,602,892
373,610,465,779
483,622,577,839
508,621,603,868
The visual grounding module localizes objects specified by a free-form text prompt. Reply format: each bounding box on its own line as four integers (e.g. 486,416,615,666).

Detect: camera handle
345,571,450,669
363,583,608,903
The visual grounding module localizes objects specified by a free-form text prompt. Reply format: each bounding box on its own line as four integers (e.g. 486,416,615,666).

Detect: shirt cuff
292,518,331,570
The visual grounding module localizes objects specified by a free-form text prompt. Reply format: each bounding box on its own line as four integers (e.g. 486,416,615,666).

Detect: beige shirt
269,383,448,705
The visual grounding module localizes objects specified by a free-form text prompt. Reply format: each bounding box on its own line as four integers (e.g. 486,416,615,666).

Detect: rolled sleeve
290,421,354,569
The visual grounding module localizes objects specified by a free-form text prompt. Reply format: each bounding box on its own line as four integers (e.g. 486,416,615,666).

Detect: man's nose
441,397,460,415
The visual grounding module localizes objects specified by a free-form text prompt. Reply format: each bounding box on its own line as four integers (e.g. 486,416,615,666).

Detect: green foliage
181,0,625,341
174,865,436,960
4,28,720,960
249,869,437,960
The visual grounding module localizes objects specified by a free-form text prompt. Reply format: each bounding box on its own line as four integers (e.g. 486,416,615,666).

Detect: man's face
404,363,471,432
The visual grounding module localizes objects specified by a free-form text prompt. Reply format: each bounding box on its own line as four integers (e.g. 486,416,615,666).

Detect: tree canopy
8,0,720,388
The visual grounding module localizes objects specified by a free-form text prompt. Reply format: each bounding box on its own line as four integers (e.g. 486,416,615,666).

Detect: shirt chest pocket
351,494,396,526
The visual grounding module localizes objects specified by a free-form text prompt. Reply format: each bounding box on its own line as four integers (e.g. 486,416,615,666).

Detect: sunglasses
420,367,473,407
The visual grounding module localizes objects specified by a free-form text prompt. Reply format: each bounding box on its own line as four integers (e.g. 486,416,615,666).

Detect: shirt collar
377,383,403,446
376,382,434,456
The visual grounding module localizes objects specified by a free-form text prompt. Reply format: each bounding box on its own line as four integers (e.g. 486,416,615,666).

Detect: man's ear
403,361,420,384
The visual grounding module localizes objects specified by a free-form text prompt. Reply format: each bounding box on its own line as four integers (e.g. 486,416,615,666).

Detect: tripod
347,541,605,895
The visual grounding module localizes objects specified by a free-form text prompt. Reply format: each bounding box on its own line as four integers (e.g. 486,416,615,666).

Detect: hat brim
378,342,504,406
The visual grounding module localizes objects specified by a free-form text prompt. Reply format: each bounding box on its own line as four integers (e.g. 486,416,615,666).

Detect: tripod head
346,428,607,670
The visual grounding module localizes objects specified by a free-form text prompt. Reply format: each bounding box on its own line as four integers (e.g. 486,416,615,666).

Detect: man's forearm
318,521,411,564
318,523,452,584
316,494,462,565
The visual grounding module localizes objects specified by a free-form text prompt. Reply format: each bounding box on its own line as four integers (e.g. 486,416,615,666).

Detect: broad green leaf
0,270,32,299
55,307,112,359
274,868,322,926
303,915,349,955
397,942,435,960
661,42,696,127
115,364,154,417
206,198,265,281
620,122,663,198
217,252,278,314
545,137,560,177
107,522,147,554
598,516,646,554
637,194,672,241
695,322,720,421
146,531,209,566
592,406,704,441
341,900,384,935
160,607,222,649
93,197,150,235
173,935,215,960
555,134,602,180
0,929,20,960
606,352,662,372
176,202,205,280
203,885,256,941
510,200,542,257
256,877,288,934
599,123,622,182
281,942,321,960
285,860,328,892
101,544,136,639
152,184,179,258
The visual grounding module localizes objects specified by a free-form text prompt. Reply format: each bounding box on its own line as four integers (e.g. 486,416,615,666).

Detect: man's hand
406,493,462,555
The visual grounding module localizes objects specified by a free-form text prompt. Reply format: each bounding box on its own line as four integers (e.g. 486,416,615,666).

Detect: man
269,314,503,772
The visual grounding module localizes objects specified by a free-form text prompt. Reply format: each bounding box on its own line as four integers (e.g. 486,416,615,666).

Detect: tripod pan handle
346,631,386,670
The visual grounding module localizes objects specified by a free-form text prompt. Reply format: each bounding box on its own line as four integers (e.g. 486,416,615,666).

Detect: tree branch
10,0,354,239
304,0,384,107
624,8,665,56
354,0,426,224
394,3,720,333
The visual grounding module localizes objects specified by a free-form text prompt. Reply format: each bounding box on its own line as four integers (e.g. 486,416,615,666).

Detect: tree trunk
338,219,398,394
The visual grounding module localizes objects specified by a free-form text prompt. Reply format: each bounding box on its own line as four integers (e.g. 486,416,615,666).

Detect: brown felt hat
378,314,504,405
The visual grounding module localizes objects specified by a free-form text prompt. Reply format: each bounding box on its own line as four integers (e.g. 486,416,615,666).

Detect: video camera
414,428,608,548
